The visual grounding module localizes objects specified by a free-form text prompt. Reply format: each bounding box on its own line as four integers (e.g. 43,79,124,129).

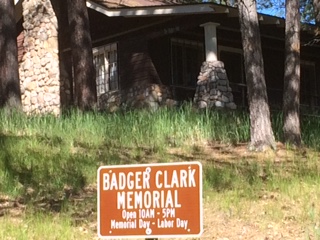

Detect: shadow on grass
0,134,87,201
169,142,320,194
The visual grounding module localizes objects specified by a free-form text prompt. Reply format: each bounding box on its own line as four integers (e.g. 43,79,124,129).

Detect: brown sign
97,162,203,239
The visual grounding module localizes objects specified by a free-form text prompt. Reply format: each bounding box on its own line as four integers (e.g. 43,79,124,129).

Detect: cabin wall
16,5,320,113
95,36,175,111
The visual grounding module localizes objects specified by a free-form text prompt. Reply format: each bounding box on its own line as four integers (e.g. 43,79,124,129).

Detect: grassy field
0,105,320,239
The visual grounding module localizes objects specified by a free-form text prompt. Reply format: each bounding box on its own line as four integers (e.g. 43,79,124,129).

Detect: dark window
301,62,317,108
219,48,247,107
171,39,204,88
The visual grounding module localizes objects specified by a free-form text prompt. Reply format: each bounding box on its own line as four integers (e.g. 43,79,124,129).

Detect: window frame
93,42,119,97
170,38,204,89
218,46,247,107
300,60,317,109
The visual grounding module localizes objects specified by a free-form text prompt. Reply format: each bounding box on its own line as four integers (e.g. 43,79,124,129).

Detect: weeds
1,106,320,238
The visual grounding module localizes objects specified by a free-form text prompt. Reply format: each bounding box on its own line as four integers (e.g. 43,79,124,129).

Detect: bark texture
67,0,97,110
238,0,275,151
314,0,320,26
0,0,21,108
283,0,301,146
314,0,320,38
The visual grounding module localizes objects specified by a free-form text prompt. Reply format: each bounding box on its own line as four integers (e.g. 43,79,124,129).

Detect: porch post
200,22,220,61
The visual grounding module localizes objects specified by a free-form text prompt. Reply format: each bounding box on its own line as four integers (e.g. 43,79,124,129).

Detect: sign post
97,162,203,239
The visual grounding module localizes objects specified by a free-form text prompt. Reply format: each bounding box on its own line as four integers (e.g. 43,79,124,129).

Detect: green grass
1,106,320,239
0,106,251,197
0,213,90,240
1,106,320,197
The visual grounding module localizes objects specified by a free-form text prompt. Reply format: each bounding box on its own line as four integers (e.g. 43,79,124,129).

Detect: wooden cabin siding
17,31,24,63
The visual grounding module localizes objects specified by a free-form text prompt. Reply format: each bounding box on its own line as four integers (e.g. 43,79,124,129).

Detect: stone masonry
19,0,60,115
98,84,177,112
194,61,236,110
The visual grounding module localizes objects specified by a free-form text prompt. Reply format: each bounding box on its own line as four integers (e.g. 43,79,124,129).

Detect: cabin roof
91,0,181,8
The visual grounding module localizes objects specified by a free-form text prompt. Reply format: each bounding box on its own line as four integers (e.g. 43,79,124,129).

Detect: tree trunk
238,0,276,151
313,0,320,38
67,0,97,110
0,0,21,109
313,0,320,26
283,0,301,146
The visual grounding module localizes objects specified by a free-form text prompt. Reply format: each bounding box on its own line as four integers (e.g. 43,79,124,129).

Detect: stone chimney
19,0,60,115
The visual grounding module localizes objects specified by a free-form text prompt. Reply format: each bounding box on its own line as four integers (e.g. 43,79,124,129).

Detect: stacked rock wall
98,84,177,112
194,61,236,110
19,0,60,116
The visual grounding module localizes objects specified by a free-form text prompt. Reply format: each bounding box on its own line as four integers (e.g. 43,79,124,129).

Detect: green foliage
257,0,316,23
0,107,320,198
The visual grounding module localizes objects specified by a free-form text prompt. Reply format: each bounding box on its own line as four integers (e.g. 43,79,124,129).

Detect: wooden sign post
97,162,203,239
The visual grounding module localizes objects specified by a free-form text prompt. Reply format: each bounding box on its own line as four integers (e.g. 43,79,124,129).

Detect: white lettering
143,171,150,189
162,208,175,218
103,168,197,192
171,170,179,188
127,172,134,189
188,169,196,187
118,172,126,190
155,171,162,188
157,219,174,228
144,191,152,208
134,191,143,208
135,172,142,189
127,191,133,209
165,190,173,208
103,173,110,190
139,219,150,228
153,191,160,208
117,191,125,209
110,173,118,190
176,218,188,230
180,170,187,187
164,171,171,188
116,190,181,209
111,219,137,229
139,209,155,218
174,190,181,208
122,210,137,220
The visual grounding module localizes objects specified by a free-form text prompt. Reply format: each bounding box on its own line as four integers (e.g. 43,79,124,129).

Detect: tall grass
2,106,320,239
0,105,320,198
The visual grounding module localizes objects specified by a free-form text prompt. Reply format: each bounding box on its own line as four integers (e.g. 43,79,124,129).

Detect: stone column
200,22,220,62
194,23,236,110
19,0,60,116
194,61,236,110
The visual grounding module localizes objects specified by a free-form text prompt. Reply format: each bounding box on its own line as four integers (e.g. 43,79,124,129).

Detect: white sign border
97,161,203,239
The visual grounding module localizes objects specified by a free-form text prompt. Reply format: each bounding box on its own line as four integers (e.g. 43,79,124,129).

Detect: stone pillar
194,61,236,110
19,0,60,115
194,23,236,110
200,22,220,62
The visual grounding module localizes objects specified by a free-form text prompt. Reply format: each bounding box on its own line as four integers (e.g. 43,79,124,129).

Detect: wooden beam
15,0,22,22
227,8,238,17
87,1,215,17
259,15,281,25
211,6,229,14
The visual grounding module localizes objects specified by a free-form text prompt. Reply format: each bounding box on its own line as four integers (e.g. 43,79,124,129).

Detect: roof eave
87,0,216,17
